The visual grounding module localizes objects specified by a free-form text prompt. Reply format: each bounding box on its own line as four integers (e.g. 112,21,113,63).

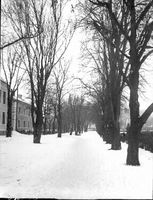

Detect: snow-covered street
0,131,152,199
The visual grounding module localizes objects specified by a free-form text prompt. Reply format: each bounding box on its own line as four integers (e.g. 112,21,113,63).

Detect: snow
0,131,152,199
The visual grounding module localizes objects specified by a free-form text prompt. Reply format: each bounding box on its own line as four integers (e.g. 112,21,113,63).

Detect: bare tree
1,0,43,50
89,0,153,165
52,60,71,137
61,99,73,133
42,88,54,135
67,95,85,135
5,0,75,143
1,45,25,137
78,0,131,150
43,90,57,135
43,59,72,136
77,68,111,141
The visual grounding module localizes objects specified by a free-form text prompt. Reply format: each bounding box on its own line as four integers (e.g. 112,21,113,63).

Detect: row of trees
43,94,91,137
1,0,153,166
1,0,92,143
1,0,76,142
78,0,153,165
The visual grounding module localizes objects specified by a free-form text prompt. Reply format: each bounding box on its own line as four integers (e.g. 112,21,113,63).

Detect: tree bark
111,96,121,150
126,69,140,165
43,117,47,134
6,92,13,137
69,125,73,135
126,1,141,165
111,121,121,150
33,107,43,143
57,104,62,137
52,117,56,134
33,125,42,143
126,125,140,165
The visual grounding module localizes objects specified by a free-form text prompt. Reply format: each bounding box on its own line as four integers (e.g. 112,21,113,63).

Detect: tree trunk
77,119,81,135
126,84,141,165
33,125,42,143
74,120,78,135
49,120,51,133
126,77,140,165
126,0,141,166
73,111,77,135
111,121,121,150
43,117,47,134
127,112,140,164
52,117,56,134
57,104,62,138
84,123,88,132
111,97,121,150
33,109,43,143
6,94,13,137
69,125,73,135
126,125,140,165
57,116,62,137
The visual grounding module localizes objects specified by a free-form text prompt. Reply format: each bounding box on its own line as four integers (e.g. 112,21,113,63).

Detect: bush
139,131,153,153
17,129,33,135
120,132,127,143
120,131,153,153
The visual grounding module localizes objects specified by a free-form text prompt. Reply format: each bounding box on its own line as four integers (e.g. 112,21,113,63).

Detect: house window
24,121,26,127
18,120,20,128
3,91,6,104
18,107,21,113
2,112,5,124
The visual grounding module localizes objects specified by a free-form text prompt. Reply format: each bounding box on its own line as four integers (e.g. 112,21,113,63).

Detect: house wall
12,99,33,133
0,80,7,135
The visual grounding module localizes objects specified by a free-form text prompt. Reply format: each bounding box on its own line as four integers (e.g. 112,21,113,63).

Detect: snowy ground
0,131,152,199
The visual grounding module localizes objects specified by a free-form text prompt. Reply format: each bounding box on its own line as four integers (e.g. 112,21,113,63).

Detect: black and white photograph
0,0,153,199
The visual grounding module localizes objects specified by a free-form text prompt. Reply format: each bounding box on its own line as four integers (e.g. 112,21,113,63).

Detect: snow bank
0,131,152,199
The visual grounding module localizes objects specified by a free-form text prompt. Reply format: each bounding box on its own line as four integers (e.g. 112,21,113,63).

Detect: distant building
88,123,96,131
12,95,33,133
0,78,33,135
119,107,130,132
0,79,7,135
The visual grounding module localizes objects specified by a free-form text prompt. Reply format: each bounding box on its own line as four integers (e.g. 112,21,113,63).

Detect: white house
0,79,7,135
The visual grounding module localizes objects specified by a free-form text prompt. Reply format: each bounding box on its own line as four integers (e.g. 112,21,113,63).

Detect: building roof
0,77,7,85
13,95,31,106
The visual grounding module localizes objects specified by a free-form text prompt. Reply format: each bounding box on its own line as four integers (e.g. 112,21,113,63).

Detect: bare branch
0,32,42,50
139,103,153,127
136,0,153,28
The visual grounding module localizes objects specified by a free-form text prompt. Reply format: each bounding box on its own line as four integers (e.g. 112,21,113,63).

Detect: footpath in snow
0,131,152,199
